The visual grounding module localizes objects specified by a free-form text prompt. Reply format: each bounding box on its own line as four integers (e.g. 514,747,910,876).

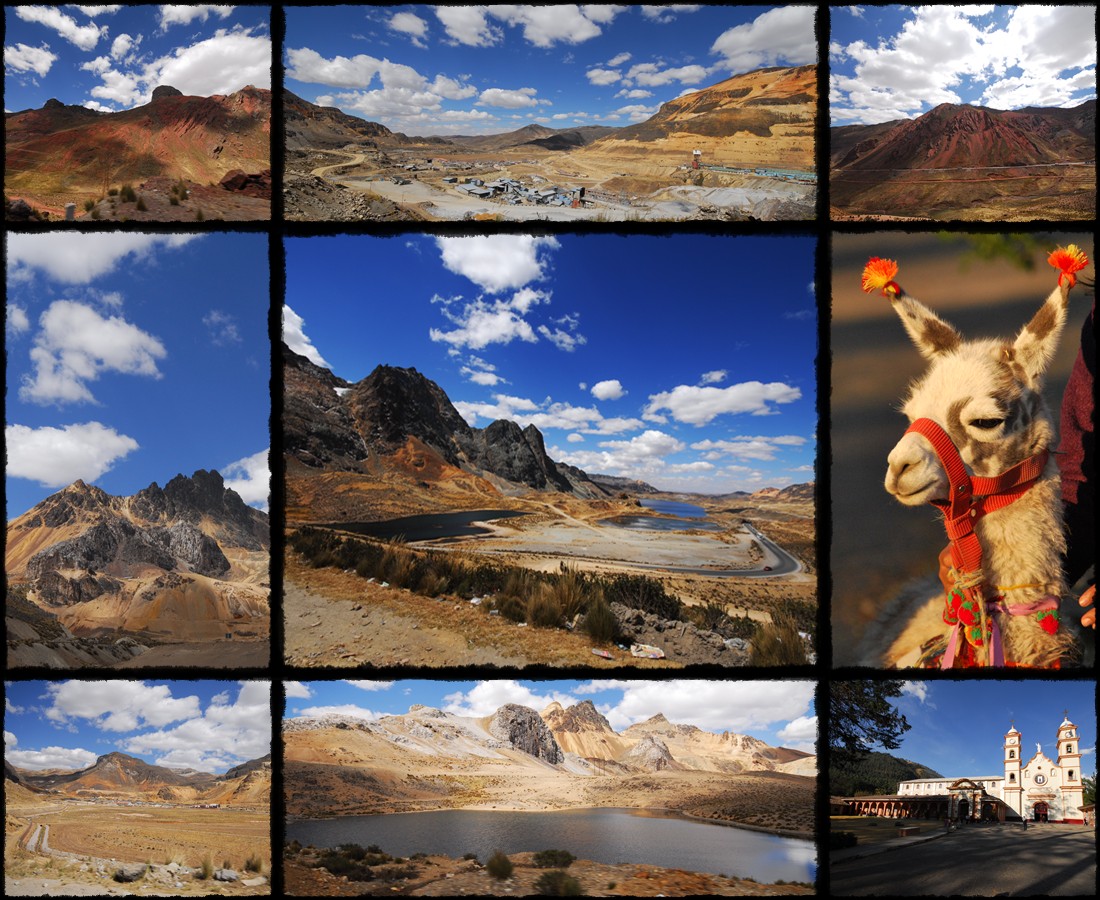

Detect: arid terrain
5,755,271,896
831,100,1095,221
6,470,270,669
283,347,815,667
5,86,271,221
284,703,815,831
284,65,816,222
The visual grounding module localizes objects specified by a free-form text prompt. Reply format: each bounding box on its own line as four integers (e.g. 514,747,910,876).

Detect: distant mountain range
283,344,610,515
5,86,271,210
6,470,269,667
831,99,1095,219
830,750,944,797
5,751,271,807
285,63,815,171
284,700,815,817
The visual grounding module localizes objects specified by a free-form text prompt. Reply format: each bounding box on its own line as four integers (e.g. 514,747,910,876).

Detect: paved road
831,824,1096,895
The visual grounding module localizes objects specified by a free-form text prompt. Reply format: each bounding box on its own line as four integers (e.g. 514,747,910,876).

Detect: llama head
883,280,1072,506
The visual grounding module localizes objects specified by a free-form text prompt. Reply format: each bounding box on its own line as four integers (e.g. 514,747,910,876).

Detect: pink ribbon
941,596,1059,668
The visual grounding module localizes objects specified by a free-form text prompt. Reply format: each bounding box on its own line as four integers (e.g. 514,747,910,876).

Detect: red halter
904,417,1051,667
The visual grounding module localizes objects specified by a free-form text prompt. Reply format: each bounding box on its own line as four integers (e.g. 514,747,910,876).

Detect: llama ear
890,294,962,359
1010,283,1071,385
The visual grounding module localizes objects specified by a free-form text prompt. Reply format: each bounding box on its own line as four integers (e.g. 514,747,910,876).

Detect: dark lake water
600,498,719,532
324,510,527,542
285,808,815,883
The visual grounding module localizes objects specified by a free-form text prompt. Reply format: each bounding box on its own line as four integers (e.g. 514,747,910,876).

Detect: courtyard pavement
830,823,1096,895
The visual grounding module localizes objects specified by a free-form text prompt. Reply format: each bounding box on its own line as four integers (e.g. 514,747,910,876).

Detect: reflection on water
599,515,722,532
286,808,816,883
639,498,708,517
323,510,527,542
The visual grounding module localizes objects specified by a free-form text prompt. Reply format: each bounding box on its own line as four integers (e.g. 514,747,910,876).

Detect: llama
858,248,1088,668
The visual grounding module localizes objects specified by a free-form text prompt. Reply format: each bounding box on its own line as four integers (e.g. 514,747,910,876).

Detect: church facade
843,715,1086,824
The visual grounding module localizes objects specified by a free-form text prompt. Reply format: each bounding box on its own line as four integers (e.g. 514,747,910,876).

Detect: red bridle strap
904,417,1050,666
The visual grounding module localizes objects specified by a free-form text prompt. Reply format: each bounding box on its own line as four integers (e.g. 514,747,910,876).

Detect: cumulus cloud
777,714,818,752
7,304,31,335
4,42,58,77
537,320,587,352
641,5,702,24
14,6,106,51
434,236,558,293
690,435,807,462
158,5,235,31
644,381,802,425
586,67,621,86
591,379,626,401
607,52,632,66
6,422,139,487
46,681,202,732
454,394,641,436
700,370,727,384
461,356,506,386
344,681,395,692
71,5,123,15
223,448,269,511
389,11,428,48
831,5,1096,124
901,681,931,704
578,680,815,733
19,301,166,405
7,233,201,285
434,6,501,47
122,681,271,772
628,62,709,86
615,87,653,99
282,304,330,369
296,704,378,721
443,680,582,718
477,86,540,108
4,730,15,748
711,6,817,73
285,682,313,699
6,746,100,772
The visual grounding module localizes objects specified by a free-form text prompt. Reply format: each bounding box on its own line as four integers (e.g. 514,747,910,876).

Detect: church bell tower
1057,713,1084,824
1003,722,1022,819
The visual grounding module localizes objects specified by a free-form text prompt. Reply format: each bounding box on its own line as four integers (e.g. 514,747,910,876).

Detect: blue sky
284,4,816,134
859,681,1096,780
830,5,1097,125
4,680,271,774
284,679,818,752
6,234,270,518
3,4,270,112
284,234,817,494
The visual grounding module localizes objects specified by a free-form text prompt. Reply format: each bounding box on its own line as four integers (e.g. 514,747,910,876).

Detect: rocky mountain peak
554,700,615,734
622,733,678,771
488,704,564,764
151,85,183,101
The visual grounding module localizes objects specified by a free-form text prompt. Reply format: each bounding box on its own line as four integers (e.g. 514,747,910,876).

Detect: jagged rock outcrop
283,344,370,470
26,520,177,581
219,168,272,198
622,733,679,771
150,522,231,576
487,704,564,764
457,420,572,492
151,85,183,101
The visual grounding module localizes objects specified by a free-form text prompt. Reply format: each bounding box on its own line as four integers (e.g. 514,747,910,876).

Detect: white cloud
578,680,815,734
434,236,558,293
612,103,659,122
6,422,139,488
6,746,99,772
4,42,58,77
7,696,25,714
123,681,270,773
110,32,134,60
7,233,200,285
567,433,585,443
282,304,330,369
158,5,235,31
19,300,166,406
627,62,708,87
443,680,582,718
900,681,930,704
640,6,702,24
71,5,123,15
586,67,622,86
690,435,807,462
433,5,622,49
537,322,587,352
711,6,817,73
141,28,271,98
477,87,540,109
777,714,818,752
389,11,428,48
202,309,241,346
343,681,395,692
4,730,15,748
455,394,641,436
46,680,202,732
615,88,653,99
14,6,105,51
7,304,31,335
591,379,626,401
607,52,632,66
285,682,313,699
296,704,378,721
223,448,269,511
645,381,802,425
700,369,727,384
434,6,501,47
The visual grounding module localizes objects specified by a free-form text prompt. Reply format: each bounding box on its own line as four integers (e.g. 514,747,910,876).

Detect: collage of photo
3,4,1095,898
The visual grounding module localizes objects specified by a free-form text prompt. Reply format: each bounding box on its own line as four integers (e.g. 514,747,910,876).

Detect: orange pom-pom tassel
861,257,901,297
1048,244,1089,288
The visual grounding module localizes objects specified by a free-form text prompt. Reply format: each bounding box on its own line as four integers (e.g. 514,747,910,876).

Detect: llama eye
970,418,1004,430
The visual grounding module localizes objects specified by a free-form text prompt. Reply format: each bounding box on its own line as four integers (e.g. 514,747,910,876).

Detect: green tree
829,681,911,766
1082,774,1095,807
